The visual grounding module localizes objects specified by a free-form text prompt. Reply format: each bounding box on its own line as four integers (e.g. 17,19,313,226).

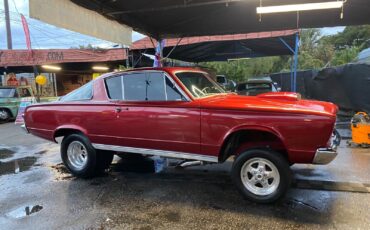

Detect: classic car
0,85,35,123
23,67,340,203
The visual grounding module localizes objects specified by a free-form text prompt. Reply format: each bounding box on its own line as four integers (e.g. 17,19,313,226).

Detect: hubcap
240,158,280,196
0,110,9,120
67,141,88,170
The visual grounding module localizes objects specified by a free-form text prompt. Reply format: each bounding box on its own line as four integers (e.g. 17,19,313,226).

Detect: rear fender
53,125,88,143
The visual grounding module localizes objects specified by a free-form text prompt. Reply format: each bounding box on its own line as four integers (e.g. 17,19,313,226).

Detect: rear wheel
231,148,291,203
61,134,97,178
0,109,11,123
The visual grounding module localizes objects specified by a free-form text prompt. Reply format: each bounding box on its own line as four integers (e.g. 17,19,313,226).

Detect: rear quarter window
60,81,93,101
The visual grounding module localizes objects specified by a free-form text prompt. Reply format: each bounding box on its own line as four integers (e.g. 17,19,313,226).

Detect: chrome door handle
115,107,122,113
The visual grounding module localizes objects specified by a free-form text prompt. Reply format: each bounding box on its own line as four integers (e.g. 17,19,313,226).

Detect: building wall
56,73,92,96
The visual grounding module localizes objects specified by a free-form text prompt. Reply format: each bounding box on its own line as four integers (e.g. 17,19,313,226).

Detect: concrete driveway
0,123,369,229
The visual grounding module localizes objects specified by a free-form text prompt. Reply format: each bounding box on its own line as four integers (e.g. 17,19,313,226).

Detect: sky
0,0,345,50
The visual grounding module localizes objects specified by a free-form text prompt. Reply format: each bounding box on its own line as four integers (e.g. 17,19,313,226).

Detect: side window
165,77,184,101
123,73,147,101
60,81,93,101
19,88,32,97
147,72,166,101
105,72,186,101
106,76,123,100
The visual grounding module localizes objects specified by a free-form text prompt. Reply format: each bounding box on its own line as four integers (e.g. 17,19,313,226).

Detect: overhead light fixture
41,65,62,71
92,66,109,71
257,1,345,14
227,57,250,62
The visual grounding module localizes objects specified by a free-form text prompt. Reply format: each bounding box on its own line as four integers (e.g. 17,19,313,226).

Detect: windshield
0,88,16,98
175,72,225,98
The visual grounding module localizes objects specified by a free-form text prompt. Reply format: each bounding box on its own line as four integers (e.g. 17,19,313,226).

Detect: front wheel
231,148,291,204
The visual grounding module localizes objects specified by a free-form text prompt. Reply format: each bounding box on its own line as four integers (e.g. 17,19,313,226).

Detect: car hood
198,92,338,117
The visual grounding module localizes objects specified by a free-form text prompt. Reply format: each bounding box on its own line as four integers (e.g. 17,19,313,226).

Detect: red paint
24,67,338,164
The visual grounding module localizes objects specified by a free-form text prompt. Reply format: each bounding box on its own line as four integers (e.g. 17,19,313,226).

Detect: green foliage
202,57,281,82
331,46,361,66
201,26,369,82
325,25,370,51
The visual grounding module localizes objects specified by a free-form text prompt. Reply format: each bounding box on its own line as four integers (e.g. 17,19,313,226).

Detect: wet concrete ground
0,122,370,229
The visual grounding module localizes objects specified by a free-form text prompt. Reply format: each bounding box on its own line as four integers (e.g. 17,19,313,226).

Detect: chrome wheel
0,109,9,120
67,141,88,170
240,157,280,196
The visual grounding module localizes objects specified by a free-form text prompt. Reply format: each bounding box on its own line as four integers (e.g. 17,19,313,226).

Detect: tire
231,148,291,204
0,109,11,123
61,134,97,178
96,150,114,171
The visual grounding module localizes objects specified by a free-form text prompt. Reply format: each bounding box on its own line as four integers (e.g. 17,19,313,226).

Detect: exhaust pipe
177,160,204,168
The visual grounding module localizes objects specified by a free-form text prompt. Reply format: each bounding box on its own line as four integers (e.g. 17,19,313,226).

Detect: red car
23,67,340,203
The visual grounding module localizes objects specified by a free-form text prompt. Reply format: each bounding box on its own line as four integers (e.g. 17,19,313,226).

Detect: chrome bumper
313,129,341,165
20,124,29,133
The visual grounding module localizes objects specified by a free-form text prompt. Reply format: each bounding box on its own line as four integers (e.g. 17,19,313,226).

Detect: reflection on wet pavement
0,148,15,159
6,205,43,219
0,157,37,176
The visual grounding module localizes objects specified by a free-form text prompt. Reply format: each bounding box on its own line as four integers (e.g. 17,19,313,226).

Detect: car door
104,71,201,155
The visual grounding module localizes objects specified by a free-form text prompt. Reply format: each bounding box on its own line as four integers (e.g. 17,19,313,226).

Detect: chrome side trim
92,143,218,163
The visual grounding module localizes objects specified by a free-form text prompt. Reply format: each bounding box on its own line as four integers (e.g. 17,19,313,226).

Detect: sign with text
0,49,127,67
15,98,35,125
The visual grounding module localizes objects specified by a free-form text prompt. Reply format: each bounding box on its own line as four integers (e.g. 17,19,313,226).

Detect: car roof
99,67,208,79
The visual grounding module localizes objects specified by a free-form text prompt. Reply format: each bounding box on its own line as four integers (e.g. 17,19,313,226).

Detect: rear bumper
313,129,341,165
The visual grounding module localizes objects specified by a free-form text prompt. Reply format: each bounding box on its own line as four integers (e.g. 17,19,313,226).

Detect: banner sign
15,98,35,125
0,49,127,67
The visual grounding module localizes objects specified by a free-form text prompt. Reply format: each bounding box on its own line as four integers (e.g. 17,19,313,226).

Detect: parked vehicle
236,78,280,96
23,67,340,203
0,86,35,123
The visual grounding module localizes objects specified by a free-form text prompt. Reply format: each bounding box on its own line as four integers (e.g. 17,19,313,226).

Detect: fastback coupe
23,67,340,203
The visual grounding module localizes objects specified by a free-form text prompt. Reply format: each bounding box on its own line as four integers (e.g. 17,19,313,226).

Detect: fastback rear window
60,81,93,102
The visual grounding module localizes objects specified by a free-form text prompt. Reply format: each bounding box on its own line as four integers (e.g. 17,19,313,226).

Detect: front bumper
313,129,341,165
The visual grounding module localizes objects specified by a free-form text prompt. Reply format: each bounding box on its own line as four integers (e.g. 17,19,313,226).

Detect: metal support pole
292,33,300,92
4,0,13,49
279,34,299,92
154,39,164,67
125,48,130,68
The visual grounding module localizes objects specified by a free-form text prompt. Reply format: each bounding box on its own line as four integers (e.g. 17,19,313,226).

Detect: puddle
0,157,37,176
0,148,15,160
6,205,43,219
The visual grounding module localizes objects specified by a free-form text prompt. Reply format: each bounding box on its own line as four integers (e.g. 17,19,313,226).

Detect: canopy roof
131,30,298,62
72,0,370,39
